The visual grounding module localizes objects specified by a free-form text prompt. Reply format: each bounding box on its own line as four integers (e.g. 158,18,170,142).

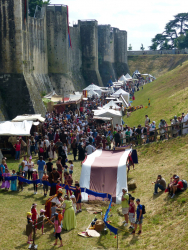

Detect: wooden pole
117,231,118,249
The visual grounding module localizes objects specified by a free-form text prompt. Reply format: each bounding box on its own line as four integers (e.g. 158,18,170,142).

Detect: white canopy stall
103,100,121,110
93,109,122,126
0,120,33,136
12,114,45,123
87,90,100,98
112,89,129,103
83,84,102,96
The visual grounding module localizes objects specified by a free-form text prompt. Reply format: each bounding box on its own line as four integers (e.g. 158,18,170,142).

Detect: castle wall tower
79,20,103,86
98,25,116,84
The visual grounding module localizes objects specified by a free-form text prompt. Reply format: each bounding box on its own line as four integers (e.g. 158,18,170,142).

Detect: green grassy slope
128,54,188,78
124,60,188,127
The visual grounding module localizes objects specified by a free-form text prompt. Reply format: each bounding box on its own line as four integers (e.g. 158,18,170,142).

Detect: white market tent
80,149,131,203
87,90,100,98
83,84,102,96
119,95,129,108
112,89,129,103
93,109,122,126
125,73,132,79
103,100,120,110
12,114,45,123
44,90,58,99
118,75,127,82
0,120,33,136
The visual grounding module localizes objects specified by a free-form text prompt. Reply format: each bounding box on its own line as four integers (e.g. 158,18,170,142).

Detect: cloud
50,0,188,50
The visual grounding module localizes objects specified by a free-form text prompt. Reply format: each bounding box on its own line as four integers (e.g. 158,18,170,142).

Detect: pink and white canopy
80,149,131,204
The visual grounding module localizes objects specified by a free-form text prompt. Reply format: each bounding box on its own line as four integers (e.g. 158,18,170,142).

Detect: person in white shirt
22,155,28,179
44,136,50,148
86,143,96,155
62,143,68,157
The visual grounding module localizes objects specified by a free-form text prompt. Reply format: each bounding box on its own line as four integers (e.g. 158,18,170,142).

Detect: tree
150,12,188,50
140,44,145,51
29,0,50,17
128,44,132,51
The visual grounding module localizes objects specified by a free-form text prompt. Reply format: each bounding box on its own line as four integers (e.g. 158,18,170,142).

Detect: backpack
148,118,150,123
128,193,132,204
39,147,44,153
181,180,187,190
142,205,146,214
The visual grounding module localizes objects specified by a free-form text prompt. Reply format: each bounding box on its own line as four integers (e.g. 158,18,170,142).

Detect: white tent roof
69,93,82,102
93,109,122,117
80,149,131,204
84,84,101,91
118,75,127,82
125,73,132,79
103,100,120,110
112,89,129,97
44,90,58,99
0,120,33,136
119,95,128,108
12,114,45,123
87,90,100,97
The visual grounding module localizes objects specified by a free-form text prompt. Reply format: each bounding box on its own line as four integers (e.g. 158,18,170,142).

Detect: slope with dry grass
128,54,188,78
124,59,188,127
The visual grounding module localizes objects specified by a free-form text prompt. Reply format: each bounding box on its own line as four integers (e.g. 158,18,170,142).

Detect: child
53,212,63,247
75,183,82,213
1,169,10,190
62,143,68,157
18,162,25,176
129,197,136,229
42,172,49,196
32,169,38,194
39,209,46,235
68,160,74,176
64,172,73,196
56,208,63,228
56,180,62,194
70,195,76,213
27,212,33,244
18,172,24,191
31,203,38,233
11,170,17,191
51,203,57,219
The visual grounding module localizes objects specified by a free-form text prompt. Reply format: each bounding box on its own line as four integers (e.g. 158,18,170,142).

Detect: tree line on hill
149,13,188,51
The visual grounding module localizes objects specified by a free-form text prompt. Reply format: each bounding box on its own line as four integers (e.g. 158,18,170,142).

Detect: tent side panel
116,149,131,204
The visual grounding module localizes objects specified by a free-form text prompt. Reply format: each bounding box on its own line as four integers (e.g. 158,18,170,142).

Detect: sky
50,0,188,50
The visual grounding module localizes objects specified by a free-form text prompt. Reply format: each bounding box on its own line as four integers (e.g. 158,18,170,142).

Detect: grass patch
124,59,188,127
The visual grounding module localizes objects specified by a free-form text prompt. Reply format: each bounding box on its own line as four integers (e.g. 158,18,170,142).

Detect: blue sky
50,0,188,50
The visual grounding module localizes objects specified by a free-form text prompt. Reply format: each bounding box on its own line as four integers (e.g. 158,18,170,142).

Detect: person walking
131,198,143,235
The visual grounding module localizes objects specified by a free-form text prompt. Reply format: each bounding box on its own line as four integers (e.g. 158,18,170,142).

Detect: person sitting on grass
153,175,166,195
170,176,185,198
132,198,143,235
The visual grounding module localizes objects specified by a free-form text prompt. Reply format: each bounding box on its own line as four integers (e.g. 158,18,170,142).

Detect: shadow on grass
152,190,164,200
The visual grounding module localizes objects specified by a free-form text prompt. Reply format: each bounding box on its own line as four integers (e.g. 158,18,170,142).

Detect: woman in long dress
11,170,17,191
48,141,56,159
62,195,76,231
1,169,11,190
45,188,64,218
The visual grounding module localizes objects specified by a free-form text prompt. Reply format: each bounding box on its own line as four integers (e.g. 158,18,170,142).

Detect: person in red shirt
95,133,102,147
56,180,62,194
171,176,184,198
14,140,21,160
101,135,106,150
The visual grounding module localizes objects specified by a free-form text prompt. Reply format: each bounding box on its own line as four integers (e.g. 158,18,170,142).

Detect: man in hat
132,198,143,235
49,168,60,196
121,188,129,227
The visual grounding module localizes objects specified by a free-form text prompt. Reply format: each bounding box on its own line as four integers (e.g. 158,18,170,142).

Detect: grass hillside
1,136,188,249
125,59,188,127
128,54,188,78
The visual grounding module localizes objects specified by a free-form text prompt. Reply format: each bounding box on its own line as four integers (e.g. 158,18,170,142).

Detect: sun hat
70,195,75,199
40,209,46,213
175,175,179,179
27,212,32,216
29,156,32,160
136,198,140,202
122,187,127,192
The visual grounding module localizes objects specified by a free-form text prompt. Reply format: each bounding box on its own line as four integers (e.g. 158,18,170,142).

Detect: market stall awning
12,114,45,123
0,120,33,136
